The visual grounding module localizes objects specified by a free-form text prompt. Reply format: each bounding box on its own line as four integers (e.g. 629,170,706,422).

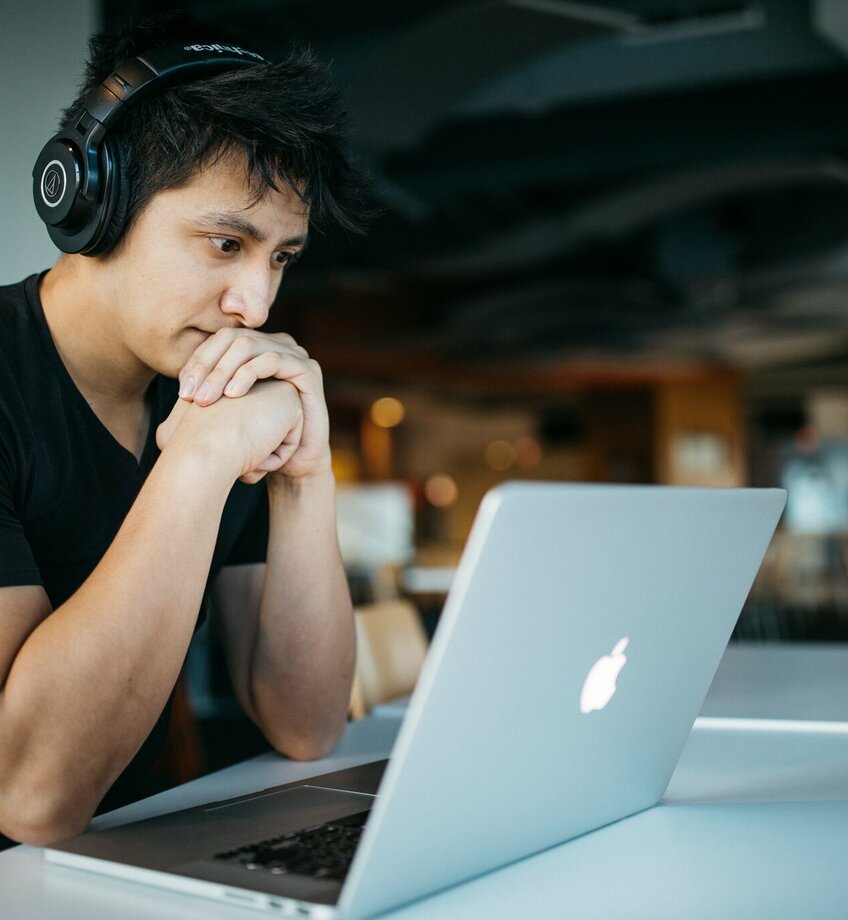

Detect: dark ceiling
103,0,848,380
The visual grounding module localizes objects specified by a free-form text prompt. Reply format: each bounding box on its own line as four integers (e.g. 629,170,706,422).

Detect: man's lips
189,326,240,336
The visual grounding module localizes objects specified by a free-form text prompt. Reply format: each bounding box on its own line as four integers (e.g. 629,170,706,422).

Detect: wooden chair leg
152,667,205,786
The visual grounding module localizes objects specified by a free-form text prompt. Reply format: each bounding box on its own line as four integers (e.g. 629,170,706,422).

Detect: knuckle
236,365,258,385
231,336,255,358
207,366,231,384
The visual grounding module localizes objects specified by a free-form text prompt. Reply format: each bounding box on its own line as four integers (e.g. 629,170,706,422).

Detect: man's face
100,152,310,379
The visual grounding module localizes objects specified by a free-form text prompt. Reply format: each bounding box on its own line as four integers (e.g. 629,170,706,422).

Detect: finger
222,352,320,400
221,354,264,399
180,329,311,400
179,329,240,399
251,436,299,475
181,330,309,383
255,453,286,472
275,438,301,466
191,341,314,405
191,337,261,405
197,331,308,377
270,332,310,358
239,470,269,485
257,443,297,473
194,342,310,406
223,352,302,398
255,413,304,473
283,406,305,449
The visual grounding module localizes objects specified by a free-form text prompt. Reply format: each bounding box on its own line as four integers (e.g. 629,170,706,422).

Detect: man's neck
39,256,155,410
39,257,156,462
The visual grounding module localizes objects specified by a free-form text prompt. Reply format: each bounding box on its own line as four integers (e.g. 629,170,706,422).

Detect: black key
215,809,371,879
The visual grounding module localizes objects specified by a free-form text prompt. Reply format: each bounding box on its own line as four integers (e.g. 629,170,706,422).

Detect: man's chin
160,329,210,378
155,355,188,380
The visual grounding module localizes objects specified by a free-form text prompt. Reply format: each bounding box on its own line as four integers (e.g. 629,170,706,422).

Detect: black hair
61,11,370,252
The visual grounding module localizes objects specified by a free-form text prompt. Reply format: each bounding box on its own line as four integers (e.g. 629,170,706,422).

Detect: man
0,13,366,845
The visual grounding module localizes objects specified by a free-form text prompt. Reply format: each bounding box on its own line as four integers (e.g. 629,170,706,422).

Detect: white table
3,642,848,919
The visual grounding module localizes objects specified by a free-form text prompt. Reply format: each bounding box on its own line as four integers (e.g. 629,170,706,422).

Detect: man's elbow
0,786,93,846
269,721,346,762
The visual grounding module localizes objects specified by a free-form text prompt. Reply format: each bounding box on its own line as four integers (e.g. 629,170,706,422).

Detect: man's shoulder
0,274,36,312
0,274,40,346
0,275,53,435
0,275,48,377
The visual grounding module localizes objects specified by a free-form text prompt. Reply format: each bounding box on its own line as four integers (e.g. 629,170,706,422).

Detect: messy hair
61,12,369,251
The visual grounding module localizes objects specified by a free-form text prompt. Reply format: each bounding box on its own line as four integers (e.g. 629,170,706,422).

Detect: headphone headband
88,44,266,128
33,43,266,255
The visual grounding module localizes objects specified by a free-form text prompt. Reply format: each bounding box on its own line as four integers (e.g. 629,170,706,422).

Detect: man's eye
210,237,240,254
275,249,305,269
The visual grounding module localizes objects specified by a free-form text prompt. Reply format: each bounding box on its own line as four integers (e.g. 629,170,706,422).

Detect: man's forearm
250,470,355,760
0,440,235,844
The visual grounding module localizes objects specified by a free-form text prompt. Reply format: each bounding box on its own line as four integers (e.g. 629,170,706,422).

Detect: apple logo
580,638,629,714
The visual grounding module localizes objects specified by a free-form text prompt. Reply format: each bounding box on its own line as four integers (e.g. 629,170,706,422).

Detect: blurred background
6,0,848,778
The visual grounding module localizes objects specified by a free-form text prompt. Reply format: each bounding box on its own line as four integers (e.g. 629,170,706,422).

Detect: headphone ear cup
85,134,129,256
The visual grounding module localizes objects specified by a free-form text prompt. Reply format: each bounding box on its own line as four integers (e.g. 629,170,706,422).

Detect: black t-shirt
0,272,270,819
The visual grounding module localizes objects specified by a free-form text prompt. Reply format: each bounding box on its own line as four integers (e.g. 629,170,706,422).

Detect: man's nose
219,266,273,328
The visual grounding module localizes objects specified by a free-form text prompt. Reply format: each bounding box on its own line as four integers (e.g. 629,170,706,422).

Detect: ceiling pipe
812,0,848,59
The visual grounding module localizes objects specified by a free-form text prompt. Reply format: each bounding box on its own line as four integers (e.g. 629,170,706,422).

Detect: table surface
4,641,848,919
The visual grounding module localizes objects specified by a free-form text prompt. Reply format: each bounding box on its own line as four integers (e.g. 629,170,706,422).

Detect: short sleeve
0,443,43,589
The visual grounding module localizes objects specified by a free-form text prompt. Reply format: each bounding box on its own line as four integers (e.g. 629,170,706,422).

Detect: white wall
0,0,98,284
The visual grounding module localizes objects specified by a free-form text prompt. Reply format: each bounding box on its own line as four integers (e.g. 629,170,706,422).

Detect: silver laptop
45,483,786,919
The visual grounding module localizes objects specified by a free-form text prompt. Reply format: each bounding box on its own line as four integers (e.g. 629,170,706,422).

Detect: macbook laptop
45,483,786,918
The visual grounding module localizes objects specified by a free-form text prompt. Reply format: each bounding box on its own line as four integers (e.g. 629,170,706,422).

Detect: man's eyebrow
196,212,309,250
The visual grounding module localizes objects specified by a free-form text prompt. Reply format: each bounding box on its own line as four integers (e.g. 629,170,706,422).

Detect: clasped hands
157,328,329,485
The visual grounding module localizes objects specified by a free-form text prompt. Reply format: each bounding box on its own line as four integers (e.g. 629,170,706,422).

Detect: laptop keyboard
214,810,370,883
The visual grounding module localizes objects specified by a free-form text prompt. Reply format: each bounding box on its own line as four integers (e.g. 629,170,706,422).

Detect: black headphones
33,43,266,256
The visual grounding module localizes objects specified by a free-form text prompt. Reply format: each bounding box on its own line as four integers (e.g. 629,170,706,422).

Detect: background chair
350,599,430,719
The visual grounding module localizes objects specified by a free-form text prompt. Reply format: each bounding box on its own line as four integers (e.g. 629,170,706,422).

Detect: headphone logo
182,43,265,62
45,171,61,198
41,160,66,207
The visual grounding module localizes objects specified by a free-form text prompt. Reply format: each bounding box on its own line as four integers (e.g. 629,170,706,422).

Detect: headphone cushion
87,134,130,256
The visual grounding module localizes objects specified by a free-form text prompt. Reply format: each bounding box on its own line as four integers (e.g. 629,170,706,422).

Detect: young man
0,15,366,846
